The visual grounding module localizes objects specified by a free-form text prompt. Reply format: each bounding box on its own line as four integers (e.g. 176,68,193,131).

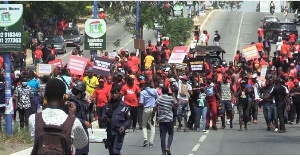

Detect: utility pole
157,1,161,42
3,0,12,136
93,0,98,57
136,1,140,40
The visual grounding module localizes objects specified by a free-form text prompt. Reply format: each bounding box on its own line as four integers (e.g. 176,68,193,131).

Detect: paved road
87,10,300,155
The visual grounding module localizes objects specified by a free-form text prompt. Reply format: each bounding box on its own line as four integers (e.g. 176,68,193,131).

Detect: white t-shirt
200,33,207,42
276,41,283,51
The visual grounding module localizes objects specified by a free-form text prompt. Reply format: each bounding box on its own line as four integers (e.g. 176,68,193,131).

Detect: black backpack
31,113,76,155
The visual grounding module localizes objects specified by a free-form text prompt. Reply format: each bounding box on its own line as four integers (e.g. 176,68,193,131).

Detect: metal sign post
0,2,23,135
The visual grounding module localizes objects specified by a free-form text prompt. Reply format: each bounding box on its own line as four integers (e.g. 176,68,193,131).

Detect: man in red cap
176,75,192,132
290,78,300,124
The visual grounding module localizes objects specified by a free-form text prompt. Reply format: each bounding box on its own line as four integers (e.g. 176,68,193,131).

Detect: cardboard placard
67,55,88,76
189,58,205,73
260,65,268,80
48,58,63,68
108,51,118,59
93,57,114,77
37,64,53,76
242,45,260,61
168,46,189,63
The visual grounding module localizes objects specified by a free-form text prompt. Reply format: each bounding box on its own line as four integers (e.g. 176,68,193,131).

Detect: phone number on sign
0,38,22,44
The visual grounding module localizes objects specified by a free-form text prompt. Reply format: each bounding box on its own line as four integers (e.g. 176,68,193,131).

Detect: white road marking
107,19,124,31
192,143,200,152
205,130,210,134
199,135,207,142
189,154,194,155
234,12,245,62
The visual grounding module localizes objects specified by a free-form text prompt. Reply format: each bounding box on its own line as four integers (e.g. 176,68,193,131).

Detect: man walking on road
269,78,290,133
139,81,158,147
213,30,221,46
156,86,177,155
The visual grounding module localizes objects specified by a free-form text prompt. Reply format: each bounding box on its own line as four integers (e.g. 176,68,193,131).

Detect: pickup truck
264,22,298,43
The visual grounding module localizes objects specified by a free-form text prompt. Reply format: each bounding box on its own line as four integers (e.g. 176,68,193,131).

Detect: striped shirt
156,94,177,122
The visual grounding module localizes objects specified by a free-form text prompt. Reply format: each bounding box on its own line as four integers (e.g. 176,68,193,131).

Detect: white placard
37,64,53,76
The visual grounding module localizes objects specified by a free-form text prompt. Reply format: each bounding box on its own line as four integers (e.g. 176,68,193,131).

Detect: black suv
264,22,298,43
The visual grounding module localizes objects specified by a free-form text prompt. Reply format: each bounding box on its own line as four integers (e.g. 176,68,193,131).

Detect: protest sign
67,55,88,76
260,65,268,80
37,64,53,76
109,51,118,59
242,45,260,61
48,58,63,68
93,57,113,77
168,46,189,63
189,58,205,73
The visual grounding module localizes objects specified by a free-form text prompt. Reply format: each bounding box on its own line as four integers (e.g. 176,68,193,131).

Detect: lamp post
93,1,98,57
136,1,140,40
3,0,12,136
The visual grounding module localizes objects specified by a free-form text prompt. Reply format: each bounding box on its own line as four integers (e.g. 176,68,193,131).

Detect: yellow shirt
83,76,99,95
144,55,154,69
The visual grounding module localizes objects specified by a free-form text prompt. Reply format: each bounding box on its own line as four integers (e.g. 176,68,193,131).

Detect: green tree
11,1,91,25
290,1,300,10
101,1,192,48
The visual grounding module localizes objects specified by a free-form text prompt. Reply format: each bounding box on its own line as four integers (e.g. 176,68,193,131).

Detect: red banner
67,55,88,76
48,58,63,68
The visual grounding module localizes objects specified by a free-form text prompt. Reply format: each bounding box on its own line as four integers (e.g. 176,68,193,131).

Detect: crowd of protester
1,16,300,155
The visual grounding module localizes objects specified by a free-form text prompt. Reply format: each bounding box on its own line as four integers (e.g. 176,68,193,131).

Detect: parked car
294,9,300,24
62,28,83,46
261,15,279,29
43,35,67,54
264,22,298,43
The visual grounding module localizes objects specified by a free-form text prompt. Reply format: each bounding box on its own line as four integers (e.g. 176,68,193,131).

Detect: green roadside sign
84,19,106,50
0,4,23,52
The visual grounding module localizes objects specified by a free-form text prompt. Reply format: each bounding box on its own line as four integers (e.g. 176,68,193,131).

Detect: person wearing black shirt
236,80,250,131
213,30,221,46
269,78,290,133
289,79,300,124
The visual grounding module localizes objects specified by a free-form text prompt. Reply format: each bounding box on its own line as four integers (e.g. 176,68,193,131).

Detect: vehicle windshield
280,23,296,30
63,30,79,35
45,36,63,43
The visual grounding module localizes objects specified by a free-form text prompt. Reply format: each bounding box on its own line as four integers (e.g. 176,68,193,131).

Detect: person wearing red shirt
205,76,221,130
98,11,106,19
289,33,296,45
102,51,109,59
34,46,43,66
234,50,241,66
281,40,290,57
286,76,294,91
120,77,141,131
104,75,113,93
256,41,263,55
94,79,110,128
257,26,264,42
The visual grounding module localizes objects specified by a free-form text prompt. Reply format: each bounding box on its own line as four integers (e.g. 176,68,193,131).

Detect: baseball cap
294,79,299,83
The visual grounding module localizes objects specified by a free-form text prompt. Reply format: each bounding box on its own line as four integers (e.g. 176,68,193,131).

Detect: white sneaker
226,119,230,125
274,128,278,132
203,129,206,132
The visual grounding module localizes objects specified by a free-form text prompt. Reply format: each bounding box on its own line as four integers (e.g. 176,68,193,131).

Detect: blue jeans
195,106,207,130
33,94,40,113
177,101,188,127
263,103,278,128
159,122,174,154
